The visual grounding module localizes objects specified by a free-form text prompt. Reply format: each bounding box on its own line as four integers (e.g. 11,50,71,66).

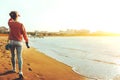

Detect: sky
0,0,120,33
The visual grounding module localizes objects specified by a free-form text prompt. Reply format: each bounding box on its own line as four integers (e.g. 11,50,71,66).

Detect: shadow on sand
13,77,24,80
0,70,24,80
0,70,16,76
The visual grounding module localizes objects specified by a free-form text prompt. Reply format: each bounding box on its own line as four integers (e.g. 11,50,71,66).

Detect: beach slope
0,37,87,80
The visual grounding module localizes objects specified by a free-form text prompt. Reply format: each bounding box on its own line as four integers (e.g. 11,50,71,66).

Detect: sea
29,36,120,80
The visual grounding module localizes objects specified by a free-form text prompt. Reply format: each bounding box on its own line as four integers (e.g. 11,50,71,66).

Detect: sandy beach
0,36,87,80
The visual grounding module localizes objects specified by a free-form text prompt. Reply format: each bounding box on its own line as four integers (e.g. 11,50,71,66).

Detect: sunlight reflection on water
30,36,120,80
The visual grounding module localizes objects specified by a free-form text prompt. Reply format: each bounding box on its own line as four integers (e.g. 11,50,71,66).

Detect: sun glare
103,28,120,34
88,26,120,34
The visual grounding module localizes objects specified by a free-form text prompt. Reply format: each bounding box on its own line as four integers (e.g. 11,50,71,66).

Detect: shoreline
22,47,88,80
0,37,88,80
33,47,93,80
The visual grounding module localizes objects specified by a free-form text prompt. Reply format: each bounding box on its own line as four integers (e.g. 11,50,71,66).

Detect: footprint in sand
27,63,30,66
8,63,11,65
36,73,45,80
4,67,8,70
28,67,32,71
26,63,32,71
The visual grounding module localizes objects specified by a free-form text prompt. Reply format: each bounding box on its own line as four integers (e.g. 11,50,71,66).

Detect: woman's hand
25,42,30,48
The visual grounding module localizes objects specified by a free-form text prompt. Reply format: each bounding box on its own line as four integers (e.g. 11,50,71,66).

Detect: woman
8,11,30,79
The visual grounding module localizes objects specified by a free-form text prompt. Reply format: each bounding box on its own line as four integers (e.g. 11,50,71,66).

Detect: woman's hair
9,11,18,20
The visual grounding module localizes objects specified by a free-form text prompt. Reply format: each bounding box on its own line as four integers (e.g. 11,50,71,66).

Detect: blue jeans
10,40,23,72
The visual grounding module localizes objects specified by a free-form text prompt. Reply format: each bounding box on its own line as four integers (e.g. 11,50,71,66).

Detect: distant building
0,26,8,33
